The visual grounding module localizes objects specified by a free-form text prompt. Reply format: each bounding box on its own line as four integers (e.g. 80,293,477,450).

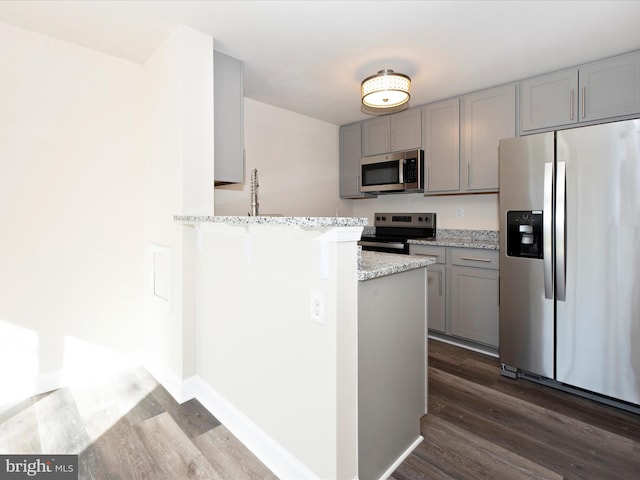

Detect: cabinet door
580,50,640,121
362,117,390,156
214,51,244,184
340,123,374,198
450,266,499,347
461,83,516,192
520,68,578,132
391,108,422,152
427,264,446,333
423,98,460,193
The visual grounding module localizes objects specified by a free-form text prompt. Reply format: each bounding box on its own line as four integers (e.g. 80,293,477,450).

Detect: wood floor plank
134,411,223,480
90,416,156,480
34,388,91,454
429,367,638,469
193,425,277,480
394,339,640,480
0,397,41,453
149,385,221,439
420,415,563,480
393,450,456,480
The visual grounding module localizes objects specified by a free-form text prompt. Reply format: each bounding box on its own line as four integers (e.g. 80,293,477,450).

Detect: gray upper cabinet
520,50,640,133
520,68,578,131
362,108,422,156
214,51,244,185
423,98,460,193
581,50,640,121
361,116,389,156
461,83,516,192
339,122,375,198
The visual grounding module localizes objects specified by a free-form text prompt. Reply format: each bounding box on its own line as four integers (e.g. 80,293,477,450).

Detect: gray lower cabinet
339,122,374,198
520,50,640,133
450,250,499,347
358,267,426,480
409,245,446,333
410,244,499,348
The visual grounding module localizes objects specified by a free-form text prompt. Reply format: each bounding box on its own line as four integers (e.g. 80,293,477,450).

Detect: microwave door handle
398,158,404,184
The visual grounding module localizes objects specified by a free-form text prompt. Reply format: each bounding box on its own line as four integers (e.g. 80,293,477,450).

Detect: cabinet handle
467,163,471,188
426,166,430,190
459,256,492,263
438,270,443,296
582,86,586,119
413,253,438,260
569,89,574,120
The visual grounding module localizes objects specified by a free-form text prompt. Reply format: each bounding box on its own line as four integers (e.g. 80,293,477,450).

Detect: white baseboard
142,360,186,404
378,435,423,480
188,375,321,480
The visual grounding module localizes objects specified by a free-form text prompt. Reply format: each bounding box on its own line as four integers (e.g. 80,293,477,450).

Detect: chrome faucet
250,168,259,216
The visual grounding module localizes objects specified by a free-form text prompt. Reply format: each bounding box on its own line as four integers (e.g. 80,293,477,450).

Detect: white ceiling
2,0,640,126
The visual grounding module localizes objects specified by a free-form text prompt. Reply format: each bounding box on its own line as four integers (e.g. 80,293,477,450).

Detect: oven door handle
358,241,406,250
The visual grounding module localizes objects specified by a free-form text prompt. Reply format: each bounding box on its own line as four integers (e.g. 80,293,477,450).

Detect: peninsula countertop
358,250,435,281
174,215,369,228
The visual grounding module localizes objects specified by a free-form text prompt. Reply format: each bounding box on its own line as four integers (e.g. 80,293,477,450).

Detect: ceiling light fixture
361,69,411,111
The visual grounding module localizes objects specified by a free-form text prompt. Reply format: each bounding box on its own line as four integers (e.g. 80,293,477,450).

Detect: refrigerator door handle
556,161,567,301
543,162,553,299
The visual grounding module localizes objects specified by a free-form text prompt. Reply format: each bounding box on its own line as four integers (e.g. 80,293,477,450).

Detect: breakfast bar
175,215,433,480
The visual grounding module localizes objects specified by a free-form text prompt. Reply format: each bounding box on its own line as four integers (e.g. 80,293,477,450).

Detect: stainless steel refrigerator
499,119,640,408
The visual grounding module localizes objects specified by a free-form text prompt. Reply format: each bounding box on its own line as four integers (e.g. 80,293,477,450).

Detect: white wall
0,21,145,404
347,192,499,230
215,98,498,229
215,98,351,217
142,25,214,397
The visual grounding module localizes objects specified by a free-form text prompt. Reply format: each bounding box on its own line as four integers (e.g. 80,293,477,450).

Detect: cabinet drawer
409,244,446,264
450,248,499,269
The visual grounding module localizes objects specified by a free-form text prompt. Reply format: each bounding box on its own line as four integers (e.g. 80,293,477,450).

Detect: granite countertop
408,229,499,250
174,215,369,228
358,250,435,281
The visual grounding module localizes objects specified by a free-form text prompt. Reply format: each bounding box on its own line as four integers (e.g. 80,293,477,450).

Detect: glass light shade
361,69,411,109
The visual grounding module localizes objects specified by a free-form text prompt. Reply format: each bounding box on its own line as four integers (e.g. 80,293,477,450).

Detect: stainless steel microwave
359,149,424,193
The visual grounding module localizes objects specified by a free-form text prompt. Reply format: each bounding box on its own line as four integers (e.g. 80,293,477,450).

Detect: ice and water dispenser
506,211,543,258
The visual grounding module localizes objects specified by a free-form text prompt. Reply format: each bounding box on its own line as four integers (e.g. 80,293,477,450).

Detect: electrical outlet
311,292,325,324
456,208,464,218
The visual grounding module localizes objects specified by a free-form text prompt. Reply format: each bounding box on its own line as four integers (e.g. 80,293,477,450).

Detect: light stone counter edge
359,251,435,281
174,215,369,228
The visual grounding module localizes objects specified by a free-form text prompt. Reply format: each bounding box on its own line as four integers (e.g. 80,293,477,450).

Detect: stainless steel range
359,212,436,255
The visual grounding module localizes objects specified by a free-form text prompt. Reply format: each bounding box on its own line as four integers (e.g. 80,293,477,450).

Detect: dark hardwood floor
392,339,640,480
2,341,639,479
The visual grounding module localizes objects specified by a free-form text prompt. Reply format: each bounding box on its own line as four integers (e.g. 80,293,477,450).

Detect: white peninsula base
174,216,430,480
